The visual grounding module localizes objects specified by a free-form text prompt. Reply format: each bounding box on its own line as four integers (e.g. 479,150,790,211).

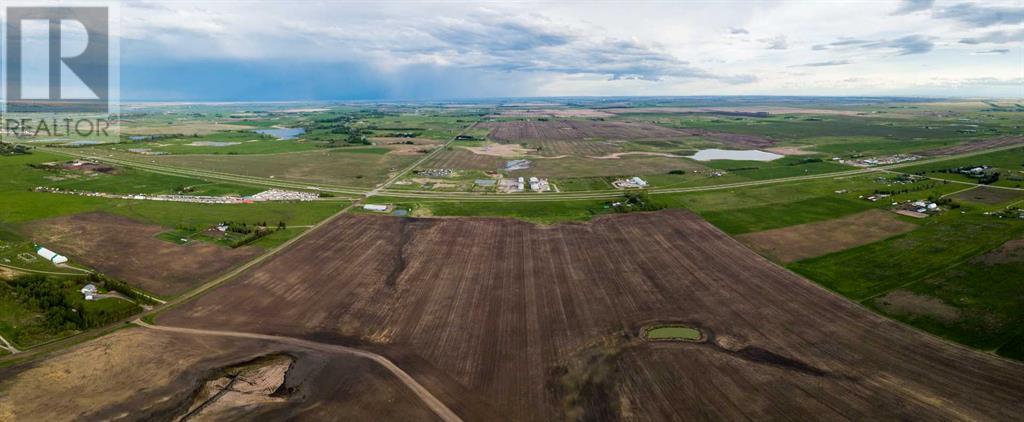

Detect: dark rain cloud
960,29,1024,44
411,14,756,83
934,3,1024,27
891,0,934,15
729,27,749,35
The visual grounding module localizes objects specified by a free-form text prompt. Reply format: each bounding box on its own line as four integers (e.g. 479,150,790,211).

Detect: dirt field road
133,320,462,422
0,334,17,354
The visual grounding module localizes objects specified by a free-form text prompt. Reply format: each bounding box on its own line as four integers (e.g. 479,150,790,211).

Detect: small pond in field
255,127,305,140
643,325,703,341
689,149,783,162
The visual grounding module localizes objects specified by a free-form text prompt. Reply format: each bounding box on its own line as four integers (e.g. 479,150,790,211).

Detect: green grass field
644,326,702,340
787,212,1024,360
789,214,1024,300
0,152,345,248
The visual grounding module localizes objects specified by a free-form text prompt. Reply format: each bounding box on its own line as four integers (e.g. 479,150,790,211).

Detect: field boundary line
133,320,463,422
940,185,981,199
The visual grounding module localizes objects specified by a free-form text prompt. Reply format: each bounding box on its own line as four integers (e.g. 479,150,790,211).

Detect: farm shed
35,246,68,264
363,204,388,212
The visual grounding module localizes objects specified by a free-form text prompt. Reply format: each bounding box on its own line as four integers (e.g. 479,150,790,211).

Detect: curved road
133,320,463,422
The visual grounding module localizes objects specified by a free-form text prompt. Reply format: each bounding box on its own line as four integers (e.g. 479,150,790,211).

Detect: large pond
689,148,783,162
255,127,305,140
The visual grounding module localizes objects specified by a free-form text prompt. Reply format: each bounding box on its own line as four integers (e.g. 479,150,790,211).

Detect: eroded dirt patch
0,329,276,421
180,354,293,421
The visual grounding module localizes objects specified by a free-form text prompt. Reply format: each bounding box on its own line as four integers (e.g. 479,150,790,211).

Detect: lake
255,127,305,140
689,149,783,162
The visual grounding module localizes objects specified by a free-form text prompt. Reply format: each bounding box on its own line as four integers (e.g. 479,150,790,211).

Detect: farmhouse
529,177,551,192
80,284,97,301
613,176,649,189
35,246,68,264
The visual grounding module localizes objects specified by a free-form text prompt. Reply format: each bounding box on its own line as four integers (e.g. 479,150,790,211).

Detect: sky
5,0,1024,100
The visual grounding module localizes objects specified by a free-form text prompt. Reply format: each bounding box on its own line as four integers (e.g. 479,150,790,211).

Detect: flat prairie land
526,155,703,179
23,212,262,297
738,209,919,262
916,136,1024,156
481,120,686,141
0,328,439,421
493,108,616,118
124,148,422,188
162,211,1024,421
120,121,255,136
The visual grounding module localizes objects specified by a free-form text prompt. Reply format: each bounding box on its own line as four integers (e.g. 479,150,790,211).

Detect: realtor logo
4,6,111,113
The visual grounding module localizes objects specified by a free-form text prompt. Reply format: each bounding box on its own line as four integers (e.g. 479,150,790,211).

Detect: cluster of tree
0,141,31,155
221,221,286,248
5,275,139,331
87,273,157,306
978,172,1001,185
309,115,372,145
927,165,1002,184
786,158,823,165
223,221,283,234
611,192,665,213
873,183,936,195
122,133,180,143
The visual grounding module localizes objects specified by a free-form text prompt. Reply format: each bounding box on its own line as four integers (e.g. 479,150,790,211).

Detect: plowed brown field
23,212,262,297
917,136,1024,156
161,211,1024,420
